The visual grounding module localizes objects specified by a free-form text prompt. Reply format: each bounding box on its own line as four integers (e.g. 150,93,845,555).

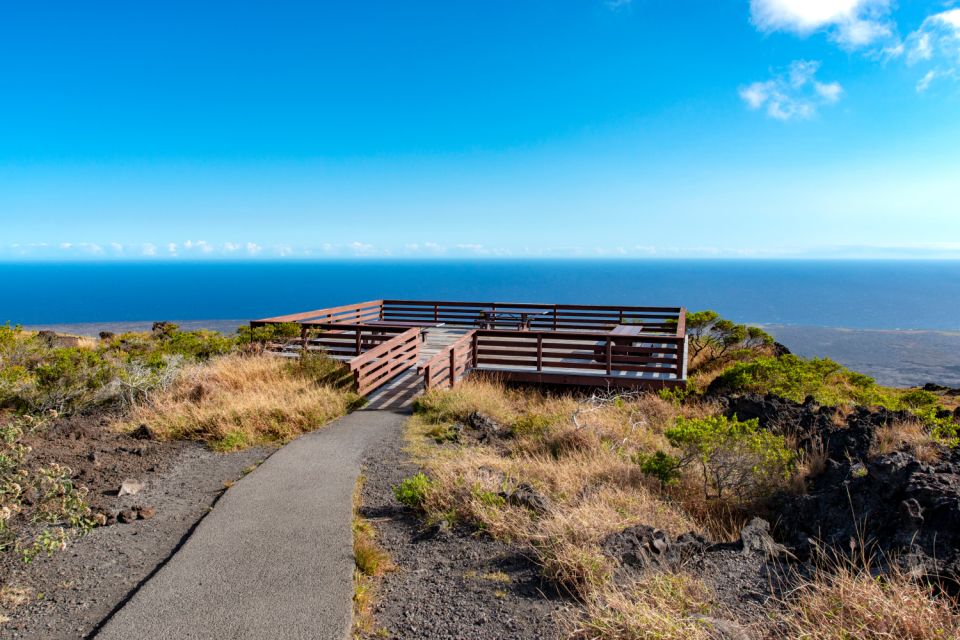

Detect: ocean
3,260,959,386
2,260,958,329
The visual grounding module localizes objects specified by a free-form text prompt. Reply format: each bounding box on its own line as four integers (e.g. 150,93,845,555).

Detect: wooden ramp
363,327,471,410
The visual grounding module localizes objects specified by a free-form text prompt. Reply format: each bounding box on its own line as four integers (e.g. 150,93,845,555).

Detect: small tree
664,415,795,500
686,310,773,369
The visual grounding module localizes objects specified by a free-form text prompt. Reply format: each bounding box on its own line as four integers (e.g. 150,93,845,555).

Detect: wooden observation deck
251,300,687,408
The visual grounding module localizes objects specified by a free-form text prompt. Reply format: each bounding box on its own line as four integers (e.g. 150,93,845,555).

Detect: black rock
500,483,552,514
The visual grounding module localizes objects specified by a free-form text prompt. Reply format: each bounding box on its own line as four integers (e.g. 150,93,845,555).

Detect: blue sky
1,0,959,260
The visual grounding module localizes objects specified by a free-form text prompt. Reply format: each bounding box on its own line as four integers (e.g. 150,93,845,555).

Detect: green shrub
686,310,773,369
633,450,682,485
711,356,959,437
236,322,301,344
1,419,93,558
472,485,507,508
710,355,879,407
393,472,432,510
24,347,116,414
160,329,235,360
665,415,795,500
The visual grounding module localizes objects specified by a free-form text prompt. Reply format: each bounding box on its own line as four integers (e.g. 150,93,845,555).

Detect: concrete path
95,409,407,640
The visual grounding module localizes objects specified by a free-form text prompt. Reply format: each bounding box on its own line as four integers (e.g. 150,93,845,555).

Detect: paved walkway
95,409,407,640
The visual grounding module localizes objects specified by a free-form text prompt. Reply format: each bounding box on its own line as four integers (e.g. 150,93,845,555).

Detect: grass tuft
119,354,357,450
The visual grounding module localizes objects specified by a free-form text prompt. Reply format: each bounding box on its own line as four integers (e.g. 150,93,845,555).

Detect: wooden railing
348,327,421,395
252,300,384,327
294,323,412,359
470,329,686,381
251,300,687,392
254,299,683,335
419,330,477,390
380,300,682,333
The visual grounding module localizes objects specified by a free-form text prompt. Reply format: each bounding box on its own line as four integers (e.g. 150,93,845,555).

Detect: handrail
350,327,420,368
419,330,476,390
252,300,384,325
472,329,684,378
349,328,421,395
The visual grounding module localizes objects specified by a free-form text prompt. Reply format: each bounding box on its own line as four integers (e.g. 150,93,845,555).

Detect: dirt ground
357,418,564,640
0,414,273,639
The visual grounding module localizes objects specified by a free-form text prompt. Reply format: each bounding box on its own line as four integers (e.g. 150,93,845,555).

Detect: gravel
1,443,272,639
358,416,565,640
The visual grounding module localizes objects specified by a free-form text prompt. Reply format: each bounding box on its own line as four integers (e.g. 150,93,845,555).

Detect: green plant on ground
235,322,302,345
511,413,558,438
711,355,880,407
1,419,94,560
711,355,960,443
633,450,682,486
664,414,795,500
393,472,432,510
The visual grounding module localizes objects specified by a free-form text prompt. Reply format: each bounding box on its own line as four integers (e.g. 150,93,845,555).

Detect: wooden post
424,364,432,389
471,333,479,368
434,303,438,323
536,334,543,372
449,346,457,388
606,339,613,375
301,326,308,352
553,305,558,330
355,331,362,356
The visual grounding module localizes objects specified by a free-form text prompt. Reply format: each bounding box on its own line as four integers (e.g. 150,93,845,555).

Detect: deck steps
362,327,472,409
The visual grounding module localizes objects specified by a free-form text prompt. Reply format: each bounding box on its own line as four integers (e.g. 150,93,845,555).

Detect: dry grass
352,475,393,638
871,419,942,463
771,561,960,639
407,379,721,599
405,379,960,639
119,354,358,451
569,573,726,640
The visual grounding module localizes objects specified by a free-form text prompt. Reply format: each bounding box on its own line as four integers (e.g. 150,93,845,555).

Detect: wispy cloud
902,9,960,92
739,60,843,120
750,0,896,50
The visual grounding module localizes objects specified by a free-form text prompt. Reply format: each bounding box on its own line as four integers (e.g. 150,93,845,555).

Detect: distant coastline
21,319,960,389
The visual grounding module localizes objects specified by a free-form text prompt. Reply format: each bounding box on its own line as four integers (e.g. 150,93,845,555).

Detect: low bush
393,472,432,510
0,418,94,561
711,355,960,443
235,322,301,345
633,450,682,486
664,414,795,500
710,355,877,407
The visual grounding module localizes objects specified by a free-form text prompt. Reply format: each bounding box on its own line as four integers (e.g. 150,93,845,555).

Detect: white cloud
814,80,843,103
223,242,240,252
167,242,178,255
750,0,895,49
141,243,157,256
79,242,104,254
904,9,960,90
916,69,937,92
349,241,376,256
59,242,73,249
277,245,293,257
245,242,262,255
739,60,843,120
